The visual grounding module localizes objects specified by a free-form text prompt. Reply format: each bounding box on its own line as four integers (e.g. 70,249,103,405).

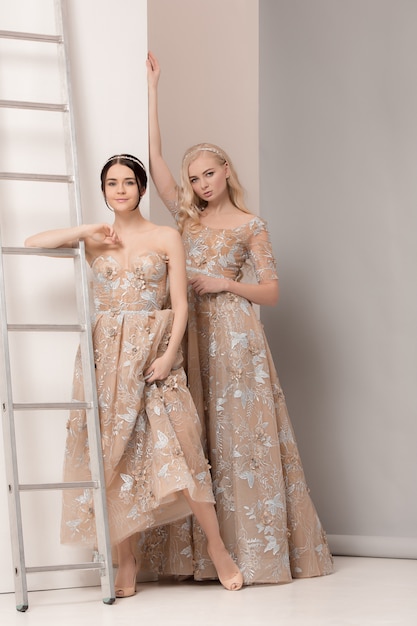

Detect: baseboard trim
328,534,417,559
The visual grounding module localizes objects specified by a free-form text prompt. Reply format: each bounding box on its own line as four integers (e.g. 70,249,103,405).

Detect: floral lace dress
139,217,333,585
60,252,215,548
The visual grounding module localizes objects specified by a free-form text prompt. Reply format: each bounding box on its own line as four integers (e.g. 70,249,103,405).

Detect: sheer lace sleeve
246,218,279,283
160,186,181,222
166,197,180,221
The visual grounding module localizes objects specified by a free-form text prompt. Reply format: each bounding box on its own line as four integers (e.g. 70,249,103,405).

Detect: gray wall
260,0,417,556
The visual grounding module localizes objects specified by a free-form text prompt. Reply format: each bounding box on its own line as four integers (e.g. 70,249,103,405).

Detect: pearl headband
184,146,226,161
104,154,145,168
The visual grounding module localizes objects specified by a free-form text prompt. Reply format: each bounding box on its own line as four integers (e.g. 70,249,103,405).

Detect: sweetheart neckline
91,251,167,272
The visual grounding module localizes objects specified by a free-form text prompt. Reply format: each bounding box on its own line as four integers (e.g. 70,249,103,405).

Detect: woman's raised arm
147,52,179,212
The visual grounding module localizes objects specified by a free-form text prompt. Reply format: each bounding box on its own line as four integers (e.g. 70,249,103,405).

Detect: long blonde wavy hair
177,143,251,233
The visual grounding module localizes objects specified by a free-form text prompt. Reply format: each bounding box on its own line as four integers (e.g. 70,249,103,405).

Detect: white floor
0,556,416,625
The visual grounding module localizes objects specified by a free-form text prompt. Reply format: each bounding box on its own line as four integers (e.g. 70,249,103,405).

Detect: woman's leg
183,492,243,590
114,536,137,597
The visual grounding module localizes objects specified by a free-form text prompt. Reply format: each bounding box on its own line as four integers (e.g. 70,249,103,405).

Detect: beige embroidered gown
139,217,333,584
60,251,215,548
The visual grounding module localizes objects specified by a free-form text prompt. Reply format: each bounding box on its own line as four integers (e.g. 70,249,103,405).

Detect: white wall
0,0,148,593
260,0,417,557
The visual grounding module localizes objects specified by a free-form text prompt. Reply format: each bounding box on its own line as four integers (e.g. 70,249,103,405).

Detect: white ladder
0,0,115,611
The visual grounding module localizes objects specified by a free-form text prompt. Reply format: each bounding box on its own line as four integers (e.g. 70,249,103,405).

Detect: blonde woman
146,52,333,586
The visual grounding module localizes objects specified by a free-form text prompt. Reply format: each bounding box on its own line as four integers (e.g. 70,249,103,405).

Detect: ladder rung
19,481,98,491
13,402,92,411
0,30,62,44
26,562,105,574
1,246,78,257
0,173,73,183
8,324,85,332
0,99,68,112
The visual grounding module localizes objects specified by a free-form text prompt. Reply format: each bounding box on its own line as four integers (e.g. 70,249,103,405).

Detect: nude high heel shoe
218,569,243,591
207,546,243,591
115,557,138,598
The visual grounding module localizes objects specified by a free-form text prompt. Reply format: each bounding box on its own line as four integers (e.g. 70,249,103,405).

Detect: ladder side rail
57,0,83,227
73,248,115,602
58,0,115,602
0,239,28,611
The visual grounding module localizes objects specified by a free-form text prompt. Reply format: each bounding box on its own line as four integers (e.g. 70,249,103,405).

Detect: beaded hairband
104,154,145,168
184,146,226,161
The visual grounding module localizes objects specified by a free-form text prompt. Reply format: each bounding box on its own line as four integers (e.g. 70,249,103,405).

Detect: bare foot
207,543,243,591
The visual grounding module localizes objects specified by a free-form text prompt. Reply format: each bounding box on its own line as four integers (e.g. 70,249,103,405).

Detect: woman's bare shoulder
152,223,180,238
